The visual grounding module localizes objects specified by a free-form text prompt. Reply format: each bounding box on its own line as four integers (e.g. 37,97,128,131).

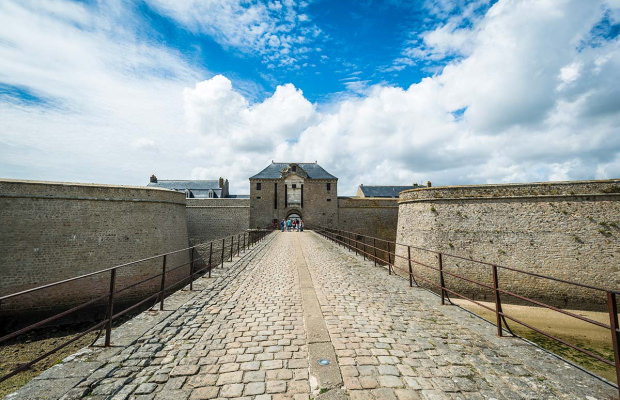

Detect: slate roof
359,185,421,198
249,162,337,180
147,180,221,190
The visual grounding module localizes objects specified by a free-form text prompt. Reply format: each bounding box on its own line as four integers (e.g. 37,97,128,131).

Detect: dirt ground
0,325,99,398
452,299,616,384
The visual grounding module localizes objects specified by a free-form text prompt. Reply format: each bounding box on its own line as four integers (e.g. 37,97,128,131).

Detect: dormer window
292,166,297,172
292,184,297,189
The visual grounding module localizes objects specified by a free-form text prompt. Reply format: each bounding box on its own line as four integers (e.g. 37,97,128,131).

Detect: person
292,219,296,232
287,218,292,232
300,219,304,232
280,219,285,232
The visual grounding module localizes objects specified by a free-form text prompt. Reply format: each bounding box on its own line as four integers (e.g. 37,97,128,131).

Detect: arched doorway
286,210,302,221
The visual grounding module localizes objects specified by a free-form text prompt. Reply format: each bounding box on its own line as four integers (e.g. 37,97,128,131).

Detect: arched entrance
286,210,302,221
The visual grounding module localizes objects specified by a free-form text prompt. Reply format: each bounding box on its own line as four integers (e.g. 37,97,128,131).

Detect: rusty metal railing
0,229,271,383
314,226,620,394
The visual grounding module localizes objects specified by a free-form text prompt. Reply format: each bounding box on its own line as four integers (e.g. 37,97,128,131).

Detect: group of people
281,218,304,232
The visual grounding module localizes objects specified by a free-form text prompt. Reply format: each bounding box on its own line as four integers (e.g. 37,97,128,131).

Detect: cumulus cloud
184,0,620,194
1,0,619,196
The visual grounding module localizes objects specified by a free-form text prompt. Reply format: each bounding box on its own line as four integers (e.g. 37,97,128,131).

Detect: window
326,183,331,191
256,182,261,191
292,166,297,172
292,184,297,189
257,196,262,199
327,198,331,202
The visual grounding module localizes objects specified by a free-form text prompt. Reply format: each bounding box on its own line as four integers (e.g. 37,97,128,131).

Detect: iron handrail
0,229,272,384
319,226,620,295
313,225,620,393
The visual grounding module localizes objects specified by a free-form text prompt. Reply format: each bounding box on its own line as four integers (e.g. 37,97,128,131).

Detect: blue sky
130,0,495,103
1,0,619,194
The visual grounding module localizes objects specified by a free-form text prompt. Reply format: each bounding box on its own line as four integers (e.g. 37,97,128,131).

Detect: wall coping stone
0,178,186,205
399,179,620,203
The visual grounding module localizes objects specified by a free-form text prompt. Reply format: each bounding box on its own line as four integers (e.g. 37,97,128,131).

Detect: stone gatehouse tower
249,162,338,228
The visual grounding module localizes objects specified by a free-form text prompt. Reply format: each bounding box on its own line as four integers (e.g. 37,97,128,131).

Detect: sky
1,0,619,195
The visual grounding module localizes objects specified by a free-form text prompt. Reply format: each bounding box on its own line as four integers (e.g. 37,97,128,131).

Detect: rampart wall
337,197,399,241
0,179,189,318
186,198,250,245
395,180,620,309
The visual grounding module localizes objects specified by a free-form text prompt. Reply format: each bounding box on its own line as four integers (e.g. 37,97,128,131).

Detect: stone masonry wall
337,197,399,242
186,198,250,246
249,179,338,229
395,180,620,309
0,179,189,318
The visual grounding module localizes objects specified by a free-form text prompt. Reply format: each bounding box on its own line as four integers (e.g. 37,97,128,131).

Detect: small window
257,196,262,199
292,184,297,189
256,182,261,191
292,166,297,172
326,183,331,191
327,198,331,202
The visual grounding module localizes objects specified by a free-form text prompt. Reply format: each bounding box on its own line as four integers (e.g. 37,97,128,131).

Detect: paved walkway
6,232,617,400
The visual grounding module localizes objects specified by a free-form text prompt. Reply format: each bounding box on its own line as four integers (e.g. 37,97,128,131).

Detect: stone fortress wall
3,174,618,316
394,179,620,309
337,197,399,241
0,179,190,318
186,198,250,246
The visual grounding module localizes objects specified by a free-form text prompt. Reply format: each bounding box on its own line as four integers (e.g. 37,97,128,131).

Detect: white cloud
144,0,320,67
183,0,620,194
0,0,204,185
1,0,619,196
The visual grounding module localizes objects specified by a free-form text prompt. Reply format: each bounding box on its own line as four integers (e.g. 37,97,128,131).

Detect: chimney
427,181,432,187
219,177,224,188
150,174,157,183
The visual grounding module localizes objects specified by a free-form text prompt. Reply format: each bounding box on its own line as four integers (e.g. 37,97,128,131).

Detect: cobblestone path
6,232,617,400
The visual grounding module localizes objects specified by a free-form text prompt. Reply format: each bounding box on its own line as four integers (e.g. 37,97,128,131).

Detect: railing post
230,236,234,261
387,242,392,275
105,268,116,346
208,242,213,278
189,247,194,291
237,234,240,256
243,233,246,253
362,237,366,260
408,246,413,287
492,264,503,336
221,239,225,268
607,292,620,391
354,235,358,256
160,255,167,311
372,238,377,267
439,253,445,305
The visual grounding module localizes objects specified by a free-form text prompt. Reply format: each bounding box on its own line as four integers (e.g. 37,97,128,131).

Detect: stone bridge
6,232,616,400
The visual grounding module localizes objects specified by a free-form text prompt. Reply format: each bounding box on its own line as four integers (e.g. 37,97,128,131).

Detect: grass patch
0,326,98,398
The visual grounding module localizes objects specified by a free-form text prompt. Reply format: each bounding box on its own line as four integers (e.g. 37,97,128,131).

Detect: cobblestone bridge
7,232,616,400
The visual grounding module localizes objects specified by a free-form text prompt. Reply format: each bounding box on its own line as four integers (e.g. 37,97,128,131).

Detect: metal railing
0,229,271,383
314,226,620,394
